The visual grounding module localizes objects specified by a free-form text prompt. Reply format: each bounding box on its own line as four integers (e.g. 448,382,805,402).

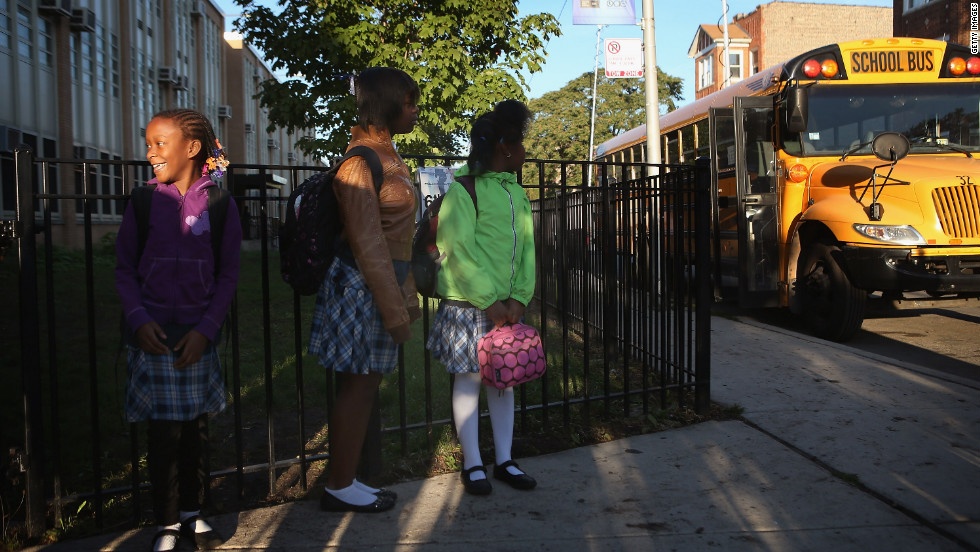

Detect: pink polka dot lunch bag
477,323,546,389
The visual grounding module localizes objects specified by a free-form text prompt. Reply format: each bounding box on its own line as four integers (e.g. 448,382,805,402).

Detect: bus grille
932,185,980,238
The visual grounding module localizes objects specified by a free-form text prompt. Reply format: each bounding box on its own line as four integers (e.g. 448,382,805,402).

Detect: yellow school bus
596,38,979,341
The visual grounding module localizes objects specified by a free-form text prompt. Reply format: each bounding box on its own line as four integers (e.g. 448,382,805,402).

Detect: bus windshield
800,83,980,156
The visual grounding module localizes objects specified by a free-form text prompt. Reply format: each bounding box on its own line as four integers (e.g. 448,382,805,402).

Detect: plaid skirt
308,257,399,375
426,302,495,374
125,344,226,422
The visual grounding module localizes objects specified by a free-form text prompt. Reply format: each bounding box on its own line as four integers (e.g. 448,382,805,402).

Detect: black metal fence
1,148,711,538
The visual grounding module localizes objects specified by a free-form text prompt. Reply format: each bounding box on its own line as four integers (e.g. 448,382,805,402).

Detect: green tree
525,69,683,186
233,0,560,159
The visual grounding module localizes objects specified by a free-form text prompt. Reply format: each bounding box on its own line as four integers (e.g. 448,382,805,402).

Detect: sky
211,0,892,105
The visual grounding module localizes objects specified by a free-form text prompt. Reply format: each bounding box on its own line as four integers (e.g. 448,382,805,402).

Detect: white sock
353,478,379,494
486,385,516,468
179,510,212,533
453,372,485,480
325,483,377,506
154,524,179,551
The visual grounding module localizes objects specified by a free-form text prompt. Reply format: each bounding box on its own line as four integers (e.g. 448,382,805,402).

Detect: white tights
452,372,516,479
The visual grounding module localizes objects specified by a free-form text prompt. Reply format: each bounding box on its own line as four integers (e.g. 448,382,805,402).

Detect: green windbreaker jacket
434,163,535,309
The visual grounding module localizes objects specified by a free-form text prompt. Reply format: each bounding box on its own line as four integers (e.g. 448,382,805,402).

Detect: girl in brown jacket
308,67,421,513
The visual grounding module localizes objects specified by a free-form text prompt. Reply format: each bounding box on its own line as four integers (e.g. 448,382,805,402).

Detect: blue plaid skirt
308,257,399,375
426,302,495,374
125,344,225,422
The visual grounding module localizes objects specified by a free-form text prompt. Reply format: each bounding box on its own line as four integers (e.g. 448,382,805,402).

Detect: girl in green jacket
426,100,538,495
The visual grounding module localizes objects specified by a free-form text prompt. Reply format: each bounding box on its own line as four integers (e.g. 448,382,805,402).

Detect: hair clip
203,138,229,179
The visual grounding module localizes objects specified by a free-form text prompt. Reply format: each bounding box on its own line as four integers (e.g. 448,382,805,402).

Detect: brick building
1,0,319,248
688,1,893,100
893,0,975,44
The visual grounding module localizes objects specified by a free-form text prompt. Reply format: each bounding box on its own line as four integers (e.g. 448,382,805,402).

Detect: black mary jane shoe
460,465,492,495
180,515,224,550
150,527,180,552
493,460,537,490
320,489,396,513
373,487,397,501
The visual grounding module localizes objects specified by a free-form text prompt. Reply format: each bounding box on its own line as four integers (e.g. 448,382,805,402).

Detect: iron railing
2,148,711,537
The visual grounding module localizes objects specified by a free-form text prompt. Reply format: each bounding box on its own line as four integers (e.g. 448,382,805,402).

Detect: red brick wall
896,0,973,45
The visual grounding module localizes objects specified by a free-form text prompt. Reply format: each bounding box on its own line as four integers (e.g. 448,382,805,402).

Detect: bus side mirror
786,87,808,133
871,132,910,163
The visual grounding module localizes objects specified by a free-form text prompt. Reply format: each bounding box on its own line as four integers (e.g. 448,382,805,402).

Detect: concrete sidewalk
32,315,980,551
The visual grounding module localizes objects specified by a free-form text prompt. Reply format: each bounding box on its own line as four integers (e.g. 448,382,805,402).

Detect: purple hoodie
115,176,242,342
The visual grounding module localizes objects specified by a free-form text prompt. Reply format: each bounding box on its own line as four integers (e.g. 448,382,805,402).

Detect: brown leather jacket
335,125,420,336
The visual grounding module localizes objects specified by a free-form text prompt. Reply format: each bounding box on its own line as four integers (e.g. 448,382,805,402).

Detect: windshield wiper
908,135,974,158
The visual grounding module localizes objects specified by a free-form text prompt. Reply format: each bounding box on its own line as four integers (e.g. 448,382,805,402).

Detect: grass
0,242,724,549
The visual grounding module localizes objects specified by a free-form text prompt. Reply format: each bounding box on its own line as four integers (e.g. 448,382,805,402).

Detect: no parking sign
605,38,643,78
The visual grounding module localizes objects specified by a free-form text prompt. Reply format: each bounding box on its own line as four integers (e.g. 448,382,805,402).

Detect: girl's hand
504,298,525,324
173,330,209,369
485,301,509,328
136,322,170,355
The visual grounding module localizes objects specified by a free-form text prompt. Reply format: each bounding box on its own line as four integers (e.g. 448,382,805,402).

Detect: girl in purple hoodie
115,109,241,552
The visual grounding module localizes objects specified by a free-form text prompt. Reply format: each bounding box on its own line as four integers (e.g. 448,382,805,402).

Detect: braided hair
151,108,228,180
467,100,532,175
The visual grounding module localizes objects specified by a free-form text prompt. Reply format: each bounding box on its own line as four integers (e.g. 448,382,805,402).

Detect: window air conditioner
190,1,204,16
244,123,255,134
70,8,96,33
39,0,72,17
174,75,189,91
267,139,278,149
157,67,177,84
286,152,296,162
217,105,232,119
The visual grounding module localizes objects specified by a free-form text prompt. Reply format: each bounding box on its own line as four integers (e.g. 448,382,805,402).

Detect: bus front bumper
837,246,980,294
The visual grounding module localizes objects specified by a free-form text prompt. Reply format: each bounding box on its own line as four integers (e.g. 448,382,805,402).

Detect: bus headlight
852,224,925,245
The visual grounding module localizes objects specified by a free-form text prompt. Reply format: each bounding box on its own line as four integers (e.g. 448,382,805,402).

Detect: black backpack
279,145,383,295
411,175,477,298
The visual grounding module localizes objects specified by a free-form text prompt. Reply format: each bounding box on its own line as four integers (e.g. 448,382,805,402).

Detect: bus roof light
967,57,980,75
820,59,839,78
803,59,821,78
948,57,967,76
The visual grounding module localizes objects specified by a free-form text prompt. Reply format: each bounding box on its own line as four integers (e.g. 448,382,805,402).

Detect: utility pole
722,0,731,88
588,25,604,186
641,0,661,172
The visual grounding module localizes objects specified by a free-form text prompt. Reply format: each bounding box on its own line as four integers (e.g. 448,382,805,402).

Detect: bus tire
797,240,866,342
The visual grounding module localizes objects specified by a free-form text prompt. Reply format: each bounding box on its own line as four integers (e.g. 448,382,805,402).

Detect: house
688,1,893,100
893,0,975,44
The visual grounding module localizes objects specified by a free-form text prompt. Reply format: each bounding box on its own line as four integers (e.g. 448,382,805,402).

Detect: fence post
14,146,47,537
694,157,712,414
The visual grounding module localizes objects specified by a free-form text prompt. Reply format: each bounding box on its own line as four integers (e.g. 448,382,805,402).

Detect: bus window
666,130,679,165
681,125,696,165
695,119,710,158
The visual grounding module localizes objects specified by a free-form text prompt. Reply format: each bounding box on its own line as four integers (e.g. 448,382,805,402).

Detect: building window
16,6,30,59
96,23,107,93
729,51,743,82
111,33,120,97
38,17,52,67
749,49,758,76
698,55,713,90
0,0,11,50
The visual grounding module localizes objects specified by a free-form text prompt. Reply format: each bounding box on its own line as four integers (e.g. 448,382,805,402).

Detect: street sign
604,38,643,78
573,0,636,25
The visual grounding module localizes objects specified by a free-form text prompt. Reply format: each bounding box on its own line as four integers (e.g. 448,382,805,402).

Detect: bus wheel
797,241,866,342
